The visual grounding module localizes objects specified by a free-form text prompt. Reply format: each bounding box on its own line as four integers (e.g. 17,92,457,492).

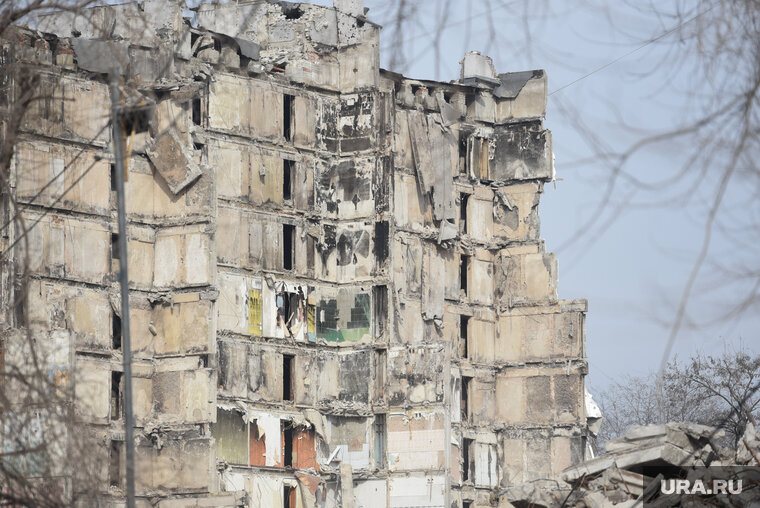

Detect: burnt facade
1,0,589,506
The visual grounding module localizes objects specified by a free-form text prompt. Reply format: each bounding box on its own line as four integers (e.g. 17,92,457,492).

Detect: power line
549,6,714,96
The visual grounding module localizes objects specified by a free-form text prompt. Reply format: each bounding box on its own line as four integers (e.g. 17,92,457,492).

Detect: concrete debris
407,110,435,195
71,38,129,74
146,128,202,195
500,480,564,508
234,37,260,60
436,92,461,126
515,422,760,508
438,219,458,243
736,422,760,465
493,70,540,99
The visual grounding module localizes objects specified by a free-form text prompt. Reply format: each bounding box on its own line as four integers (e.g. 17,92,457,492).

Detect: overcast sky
332,0,760,393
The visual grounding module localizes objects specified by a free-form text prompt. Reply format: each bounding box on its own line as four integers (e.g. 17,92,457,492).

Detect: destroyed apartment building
0,0,591,506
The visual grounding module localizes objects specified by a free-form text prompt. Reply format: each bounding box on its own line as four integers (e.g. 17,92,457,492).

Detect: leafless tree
595,347,760,449
557,0,760,369
0,1,153,505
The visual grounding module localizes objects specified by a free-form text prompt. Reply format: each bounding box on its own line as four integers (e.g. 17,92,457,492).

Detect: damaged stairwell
1,0,590,506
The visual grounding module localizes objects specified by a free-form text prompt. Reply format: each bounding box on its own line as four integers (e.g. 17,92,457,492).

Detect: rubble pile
501,423,760,507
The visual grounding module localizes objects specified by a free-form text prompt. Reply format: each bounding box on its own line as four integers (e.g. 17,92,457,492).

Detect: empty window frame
122,107,151,135
282,421,293,466
112,311,122,350
373,221,389,265
13,291,25,328
459,315,470,359
111,233,120,275
276,289,305,337
110,371,122,420
192,97,202,126
470,137,491,181
459,254,469,296
373,414,386,469
109,440,122,487
283,485,296,508
283,94,294,141
459,132,469,174
372,285,388,339
283,159,294,201
461,376,472,422
462,437,473,482
283,354,294,401
374,348,387,402
110,163,117,191
283,224,295,271
459,193,469,233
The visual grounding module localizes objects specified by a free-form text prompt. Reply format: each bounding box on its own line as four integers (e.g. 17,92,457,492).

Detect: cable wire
549,6,714,96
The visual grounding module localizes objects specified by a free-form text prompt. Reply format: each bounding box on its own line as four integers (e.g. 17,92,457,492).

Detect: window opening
111,233,120,275
373,221,389,264
111,371,122,420
459,134,468,174
113,312,122,350
283,485,296,508
283,354,294,401
122,107,151,134
374,348,386,401
372,285,388,338
373,414,386,468
192,97,202,126
282,421,294,466
460,255,469,296
283,224,295,270
110,163,117,191
283,159,294,201
460,315,469,359
462,438,473,482
459,193,469,233
461,376,471,422
283,94,294,141
109,441,121,487
276,287,305,337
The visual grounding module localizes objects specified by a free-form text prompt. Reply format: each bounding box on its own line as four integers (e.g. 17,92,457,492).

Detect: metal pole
109,72,136,508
